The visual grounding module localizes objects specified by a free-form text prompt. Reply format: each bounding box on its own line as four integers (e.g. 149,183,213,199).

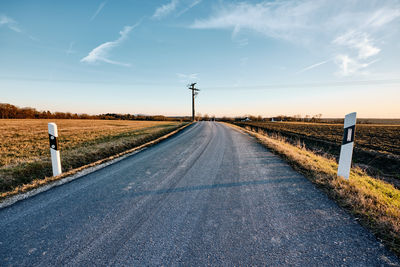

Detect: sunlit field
0,119,185,192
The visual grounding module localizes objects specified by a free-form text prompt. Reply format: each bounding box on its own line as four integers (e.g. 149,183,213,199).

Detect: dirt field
240,121,400,156
237,121,400,180
321,118,400,125
0,119,185,193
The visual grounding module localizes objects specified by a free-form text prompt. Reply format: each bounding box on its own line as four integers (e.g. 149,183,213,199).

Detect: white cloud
190,1,320,42
334,31,380,59
153,0,179,19
236,38,248,47
152,0,202,20
189,0,400,76
335,55,378,76
81,25,137,66
366,8,400,28
0,15,21,32
0,14,39,41
91,2,107,21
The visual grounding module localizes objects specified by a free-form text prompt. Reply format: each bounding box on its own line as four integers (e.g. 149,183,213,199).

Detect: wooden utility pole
188,83,200,121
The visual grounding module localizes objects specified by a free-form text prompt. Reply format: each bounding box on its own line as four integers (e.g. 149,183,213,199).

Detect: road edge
0,122,193,209
225,122,400,260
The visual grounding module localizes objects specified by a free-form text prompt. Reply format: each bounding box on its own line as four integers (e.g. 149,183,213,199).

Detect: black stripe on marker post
342,125,356,145
49,134,59,150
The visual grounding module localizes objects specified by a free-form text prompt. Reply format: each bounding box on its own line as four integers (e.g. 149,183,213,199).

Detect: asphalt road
0,122,398,266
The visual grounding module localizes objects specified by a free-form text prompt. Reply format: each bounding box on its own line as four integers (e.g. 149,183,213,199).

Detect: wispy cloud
190,1,319,42
91,2,107,21
177,0,202,17
0,15,21,32
297,60,330,74
334,31,380,59
365,8,400,28
152,0,202,20
153,0,179,20
330,6,399,76
335,55,378,76
235,38,248,47
0,14,38,40
81,24,138,67
189,0,400,76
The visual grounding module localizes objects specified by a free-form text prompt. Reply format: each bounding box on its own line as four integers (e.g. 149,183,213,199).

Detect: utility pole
188,83,200,121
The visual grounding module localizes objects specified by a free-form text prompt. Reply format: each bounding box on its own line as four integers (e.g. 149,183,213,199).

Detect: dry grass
0,122,192,201
0,119,180,166
229,123,400,256
0,119,186,193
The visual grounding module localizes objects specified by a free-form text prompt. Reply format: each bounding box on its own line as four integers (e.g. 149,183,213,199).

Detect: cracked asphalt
0,121,398,266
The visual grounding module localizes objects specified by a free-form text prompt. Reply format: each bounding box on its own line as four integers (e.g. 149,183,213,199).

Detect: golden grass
228,123,400,256
0,119,186,193
0,122,192,200
0,119,178,166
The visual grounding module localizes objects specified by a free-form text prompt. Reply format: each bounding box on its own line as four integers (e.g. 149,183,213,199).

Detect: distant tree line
0,103,190,121
4,103,354,124
99,113,190,122
0,103,98,119
217,114,325,123
268,114,323,123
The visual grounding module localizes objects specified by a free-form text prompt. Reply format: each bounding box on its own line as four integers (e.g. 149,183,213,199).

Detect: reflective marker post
48,123,62,176
337,112,357,179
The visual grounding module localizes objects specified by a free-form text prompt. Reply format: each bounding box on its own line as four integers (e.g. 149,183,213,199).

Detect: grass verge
228,123,400,257
0,122,191,201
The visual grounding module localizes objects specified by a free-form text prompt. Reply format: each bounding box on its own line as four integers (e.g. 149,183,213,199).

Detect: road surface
0,122,398,266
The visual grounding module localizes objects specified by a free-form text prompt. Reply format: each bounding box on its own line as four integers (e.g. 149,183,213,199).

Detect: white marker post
337,112,357,179
48,123,62,176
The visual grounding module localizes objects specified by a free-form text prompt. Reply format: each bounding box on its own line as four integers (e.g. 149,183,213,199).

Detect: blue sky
0,0,399,118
